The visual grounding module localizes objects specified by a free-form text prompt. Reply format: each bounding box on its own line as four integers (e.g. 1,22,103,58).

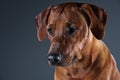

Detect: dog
35,2,120,80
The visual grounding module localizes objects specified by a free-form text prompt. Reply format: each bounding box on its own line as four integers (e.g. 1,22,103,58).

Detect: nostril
48,55,54,61
48,53,62,65
54,54,62,62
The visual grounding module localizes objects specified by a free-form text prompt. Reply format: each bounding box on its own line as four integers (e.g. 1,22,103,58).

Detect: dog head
35,2,107,67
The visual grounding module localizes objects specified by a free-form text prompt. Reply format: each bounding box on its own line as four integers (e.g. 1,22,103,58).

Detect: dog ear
35,6,53,41
81,4,107,39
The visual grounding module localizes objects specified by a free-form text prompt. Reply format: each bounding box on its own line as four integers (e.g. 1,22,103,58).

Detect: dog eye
66,23,77,35
47,24,55,36
47,28,53,35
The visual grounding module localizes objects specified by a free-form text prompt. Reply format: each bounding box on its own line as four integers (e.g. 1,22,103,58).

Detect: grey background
0,0,120,80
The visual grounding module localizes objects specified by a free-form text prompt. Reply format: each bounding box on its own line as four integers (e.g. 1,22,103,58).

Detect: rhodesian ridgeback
35,2,120,80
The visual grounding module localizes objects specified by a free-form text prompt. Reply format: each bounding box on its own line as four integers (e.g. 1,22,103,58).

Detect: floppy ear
35,6,53,41
81,4,107,39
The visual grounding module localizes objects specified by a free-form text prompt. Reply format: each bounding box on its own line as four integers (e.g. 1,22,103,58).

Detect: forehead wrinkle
50,4,65,20
62,7,82,24
48,5,65,24
55,15,65,37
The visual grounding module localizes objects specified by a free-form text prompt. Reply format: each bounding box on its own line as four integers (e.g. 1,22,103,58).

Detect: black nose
48,53,62,65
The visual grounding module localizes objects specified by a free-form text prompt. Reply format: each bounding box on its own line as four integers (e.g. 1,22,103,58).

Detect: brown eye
66,23,77,35
47,24,55,36
47,28,53,35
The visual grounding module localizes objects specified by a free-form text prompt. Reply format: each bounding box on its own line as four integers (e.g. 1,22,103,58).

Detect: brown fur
35,2,120,80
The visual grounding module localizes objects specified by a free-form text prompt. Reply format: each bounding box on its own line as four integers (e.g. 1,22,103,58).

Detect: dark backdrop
0,0,120,80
